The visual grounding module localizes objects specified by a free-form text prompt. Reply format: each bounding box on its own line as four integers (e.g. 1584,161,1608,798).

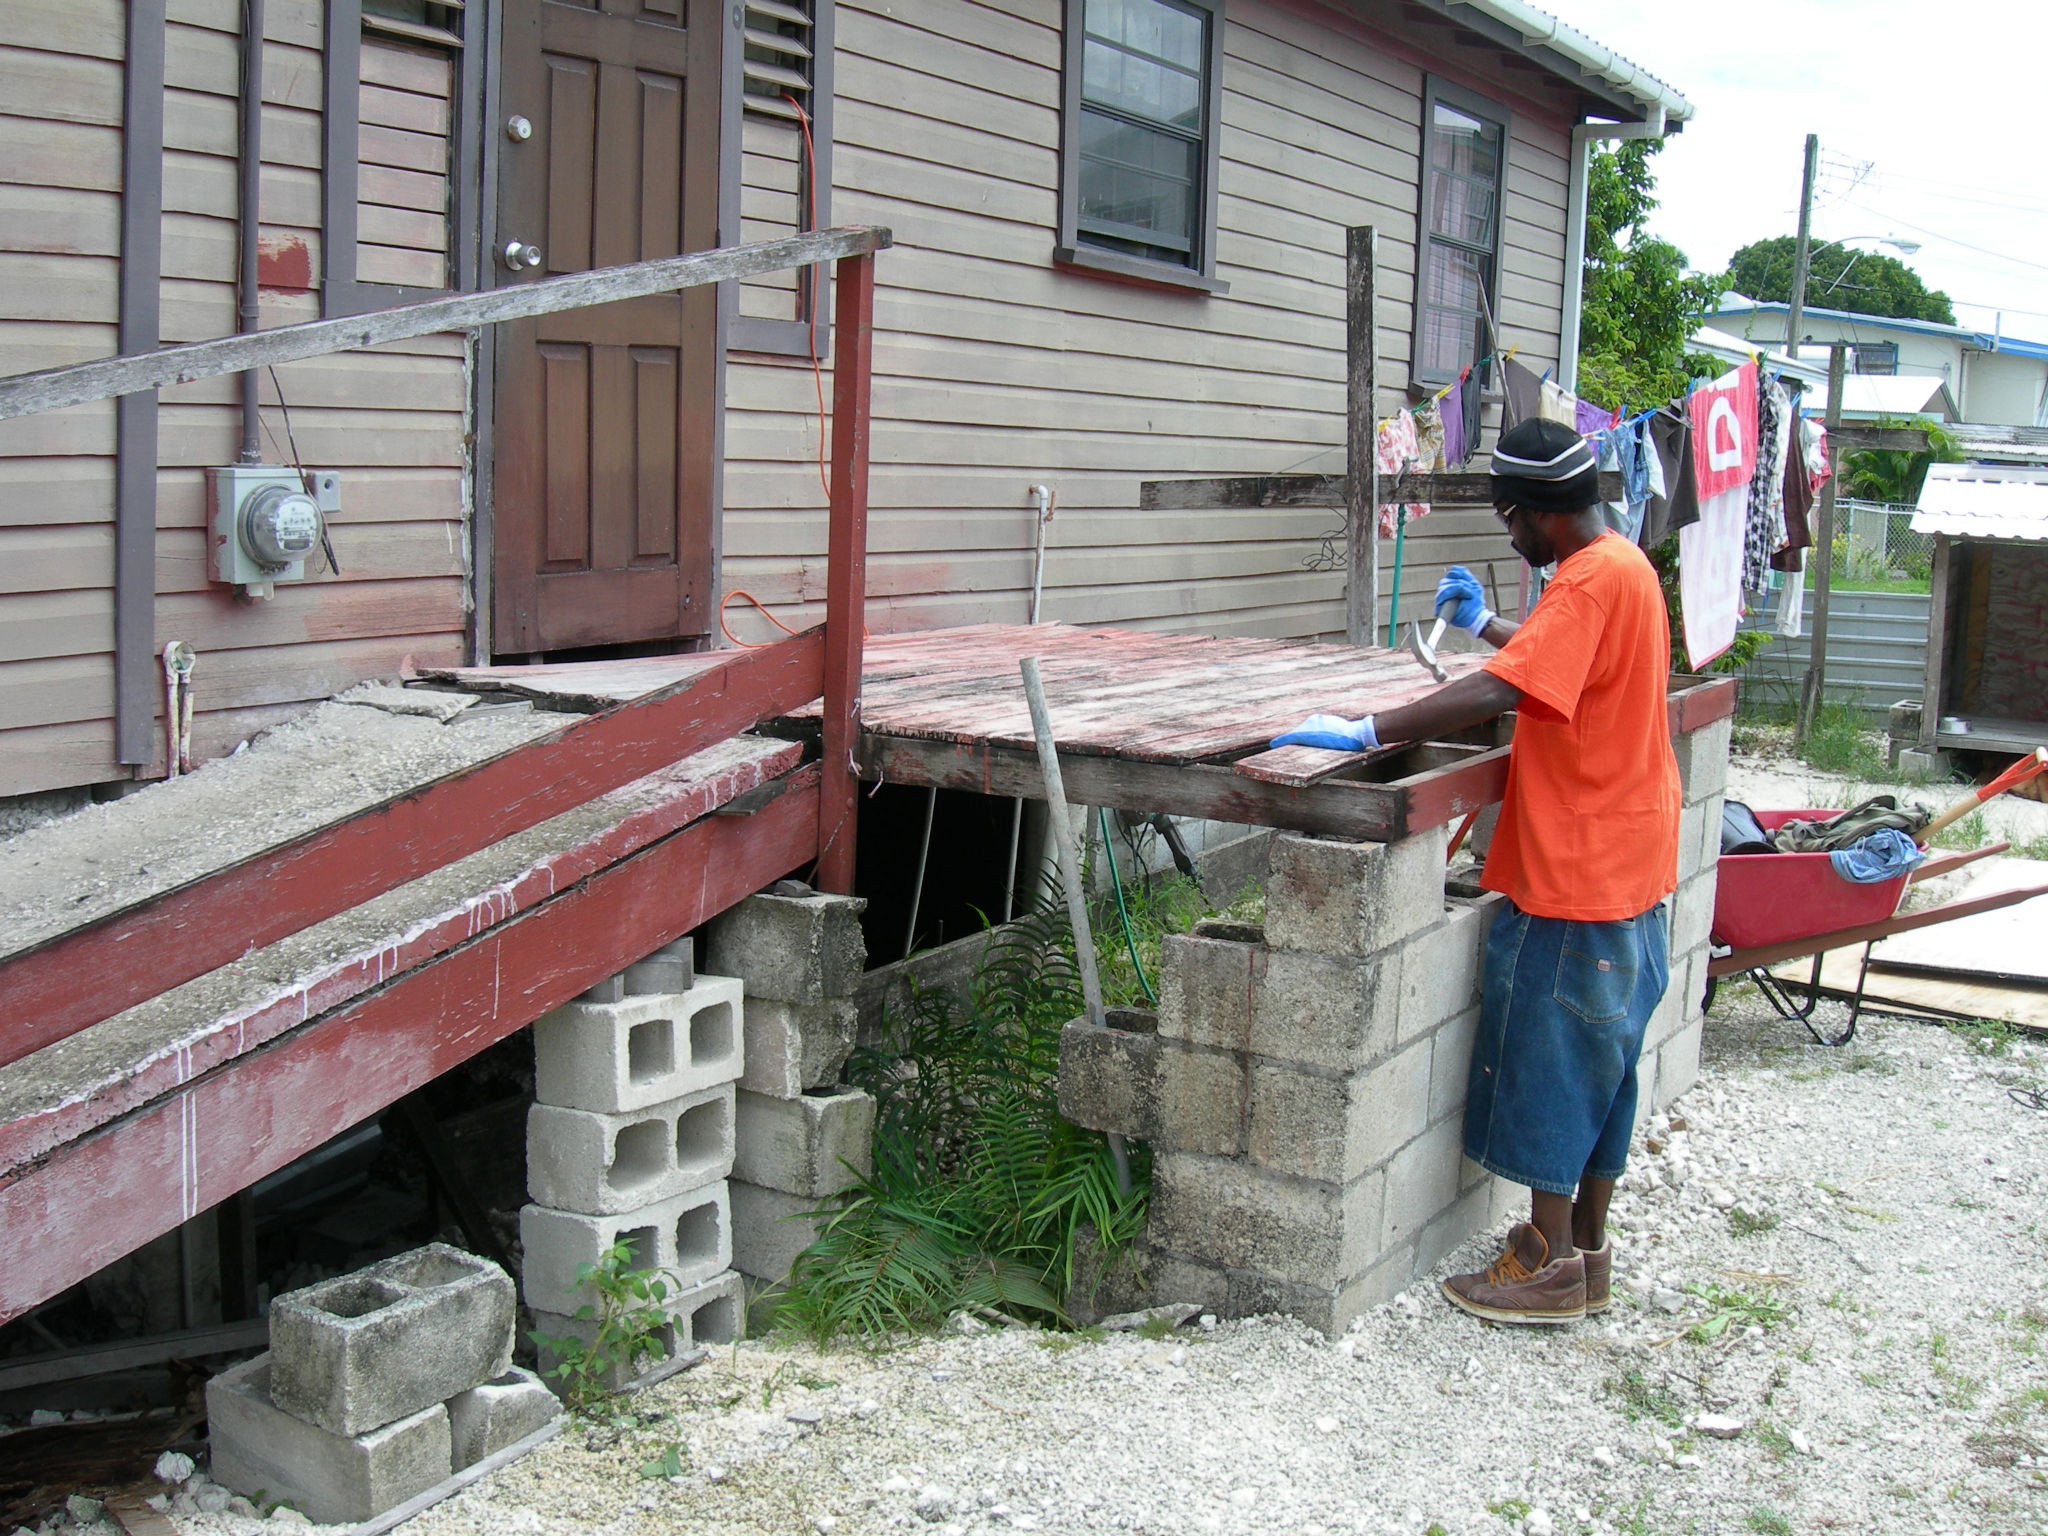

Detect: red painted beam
0,769,821,1326
0,740,802,1178
816,251,875,895
0,629,823,1068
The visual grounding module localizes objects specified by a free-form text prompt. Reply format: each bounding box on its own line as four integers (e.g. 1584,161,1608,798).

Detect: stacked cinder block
521,939,747,1371
1061,711,1734,1335
208,1245,556,1524
704,891,875,1286
1064,824,1502,1335
1643,710,1731,1115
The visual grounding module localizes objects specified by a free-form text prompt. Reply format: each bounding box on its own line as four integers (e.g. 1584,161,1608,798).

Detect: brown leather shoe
1441,1224,1587,1326
1581,1239,1611,1315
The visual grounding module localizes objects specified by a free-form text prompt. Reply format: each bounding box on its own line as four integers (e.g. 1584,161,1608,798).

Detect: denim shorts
1461,899,1670,1196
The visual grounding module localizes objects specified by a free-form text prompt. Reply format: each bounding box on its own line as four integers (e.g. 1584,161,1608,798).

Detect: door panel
494,0,721,655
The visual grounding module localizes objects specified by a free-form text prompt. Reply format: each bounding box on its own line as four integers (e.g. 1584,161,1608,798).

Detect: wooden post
816,250,876,894
1797,341,1848,746
1345,225,1377,648
1919,534,1950,750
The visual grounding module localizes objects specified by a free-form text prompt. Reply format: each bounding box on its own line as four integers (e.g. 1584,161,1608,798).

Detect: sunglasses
1494,504,1521,526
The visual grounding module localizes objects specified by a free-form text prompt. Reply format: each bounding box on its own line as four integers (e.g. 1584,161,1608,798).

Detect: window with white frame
1416,79,1507,386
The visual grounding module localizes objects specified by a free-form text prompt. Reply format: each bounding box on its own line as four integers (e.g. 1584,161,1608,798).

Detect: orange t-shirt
1480,532,1681,921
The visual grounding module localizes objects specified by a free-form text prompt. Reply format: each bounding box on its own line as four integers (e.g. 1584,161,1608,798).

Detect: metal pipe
1019,655,1129,1194
237,0,266,463
1559,112,1667,395
1004,485,1057,921
901,785,937,959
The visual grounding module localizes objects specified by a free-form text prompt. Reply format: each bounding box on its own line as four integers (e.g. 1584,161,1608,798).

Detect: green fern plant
770,896,1155,1344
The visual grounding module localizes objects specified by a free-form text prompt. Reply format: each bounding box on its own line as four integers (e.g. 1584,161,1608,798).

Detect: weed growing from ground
1949,1016,2017,1056
1486,1497,1531,1520
1931,807,1989,851
1729,1206,1780,1236
1745,1506,1792,1535
1799,702,1890,779
1683,1280,1794,1343
529,1240,682,1413
1607,1368,1686,1427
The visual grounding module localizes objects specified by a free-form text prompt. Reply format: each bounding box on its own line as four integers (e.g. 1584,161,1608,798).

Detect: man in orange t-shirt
1274,418,1680,1325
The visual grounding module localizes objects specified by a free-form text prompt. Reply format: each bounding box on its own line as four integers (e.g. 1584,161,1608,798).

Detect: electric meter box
208,466,338,596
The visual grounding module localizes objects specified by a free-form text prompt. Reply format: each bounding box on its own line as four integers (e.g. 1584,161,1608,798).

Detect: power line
1847,205,2048,273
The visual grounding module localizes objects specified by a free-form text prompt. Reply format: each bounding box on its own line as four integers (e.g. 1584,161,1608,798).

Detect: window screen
1417,87,1506,385
1074,0,1210,269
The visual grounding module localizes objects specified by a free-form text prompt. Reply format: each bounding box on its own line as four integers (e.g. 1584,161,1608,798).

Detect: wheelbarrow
1707,808,2048,1046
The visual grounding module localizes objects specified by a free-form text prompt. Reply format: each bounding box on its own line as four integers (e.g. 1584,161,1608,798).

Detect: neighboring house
0,0,1689,802
1713,297,2048,430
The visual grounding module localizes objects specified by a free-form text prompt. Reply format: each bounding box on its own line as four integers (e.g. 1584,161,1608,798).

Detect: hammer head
1406,619,1448,684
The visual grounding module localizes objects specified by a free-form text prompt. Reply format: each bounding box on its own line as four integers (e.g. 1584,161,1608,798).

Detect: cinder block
1414,1179,1494,1277
445,1368,560,1471
520,1184,730,1315
1379,1115,1466,1252
579,939,694,1005
1156,929,1264,1051
1248,949,1399,1071
733,1086,875,1198
1671,715,1731,804
1898,746,1949,779
1653,1019,1702,1109
267,1245,514,1438
1670,869,1716,957
1057,1017,1246,1156
1147,1153,1382,1289
206,1355,450,1526
1676,802,1706,883
528,1272,745,1392
1265,827,1449,958
1642,967,1686,1052
705,891,867,1004
739,995,858,1098
533,976,744,1114
728,1180,831,1282
1427,1007,1480,1127
526,1085,735,1216
1395,901,1489,1044
1221,1258,1391,1337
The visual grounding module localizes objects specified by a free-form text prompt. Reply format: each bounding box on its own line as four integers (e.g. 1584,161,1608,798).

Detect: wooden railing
0,225,890,1070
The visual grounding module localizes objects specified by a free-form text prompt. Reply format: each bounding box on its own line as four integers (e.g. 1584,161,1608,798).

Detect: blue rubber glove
1271,713,1380,752
1434,565,1494,637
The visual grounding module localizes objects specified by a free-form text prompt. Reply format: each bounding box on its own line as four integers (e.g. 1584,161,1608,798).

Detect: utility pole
1785,133,1819,359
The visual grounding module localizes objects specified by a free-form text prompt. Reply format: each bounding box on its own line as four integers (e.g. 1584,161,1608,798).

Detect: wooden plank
106,1493,183,1536
0,739,804,1204
817,251,877,894
1831,425,1931,454
1667,674,1738,736
0,227,892,419
0,1318,269,1393
0,629,826,1066
1235,742,1387,787
0,773,821,1326
856,731,1508,842
1346,225,1376,648
1141,471,1625,510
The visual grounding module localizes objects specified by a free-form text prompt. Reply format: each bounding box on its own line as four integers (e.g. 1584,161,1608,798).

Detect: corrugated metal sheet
1738,589,1929,721
1913,463,2048,542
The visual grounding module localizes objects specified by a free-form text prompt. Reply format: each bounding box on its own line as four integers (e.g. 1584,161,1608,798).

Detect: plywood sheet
1764,946,2048,1033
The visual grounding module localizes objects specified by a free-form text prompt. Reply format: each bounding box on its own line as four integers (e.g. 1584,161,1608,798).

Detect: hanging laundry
1575,396,1618,437
1502,357,1543,430
1642,407,1699,545
1440,375,1467,467
1374,409,1431,538
1778,560,1806,638
1679,363,1759,668
1593,432,1640,541
1537,378,1575,425
1773,412,1815,573
1461,359,1484,461
1741,377,1791,593
1804,417,1833,495
1412,398,1446,472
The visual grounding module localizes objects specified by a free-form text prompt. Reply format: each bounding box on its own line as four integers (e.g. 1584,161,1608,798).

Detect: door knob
506,115,533,141
501,241,543,271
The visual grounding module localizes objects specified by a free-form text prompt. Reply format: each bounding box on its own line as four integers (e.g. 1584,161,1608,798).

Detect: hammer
1406,615,1448,684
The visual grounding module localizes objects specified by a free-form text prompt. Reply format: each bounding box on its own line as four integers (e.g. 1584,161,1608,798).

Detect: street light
1816,235,1921,299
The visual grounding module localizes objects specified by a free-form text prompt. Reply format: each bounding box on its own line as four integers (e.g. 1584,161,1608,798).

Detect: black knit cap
1489,417,1600,514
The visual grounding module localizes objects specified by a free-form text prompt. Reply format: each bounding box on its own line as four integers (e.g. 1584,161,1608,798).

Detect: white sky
1542,1,2048,342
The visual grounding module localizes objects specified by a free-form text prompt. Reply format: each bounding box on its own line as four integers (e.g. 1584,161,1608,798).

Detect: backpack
1720,800,1775,856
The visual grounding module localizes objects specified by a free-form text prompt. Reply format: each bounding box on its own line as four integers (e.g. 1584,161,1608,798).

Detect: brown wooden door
492,0,721,655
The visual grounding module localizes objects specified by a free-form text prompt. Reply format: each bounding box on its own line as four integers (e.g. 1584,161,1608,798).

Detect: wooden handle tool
1918,747,2048,846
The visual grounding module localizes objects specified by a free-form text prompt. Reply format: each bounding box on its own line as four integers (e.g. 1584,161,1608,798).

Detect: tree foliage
1576,140,1727,408
1724,236,1955,325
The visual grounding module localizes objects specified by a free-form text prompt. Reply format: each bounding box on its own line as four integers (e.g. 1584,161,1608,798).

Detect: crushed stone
154,992,2048,1536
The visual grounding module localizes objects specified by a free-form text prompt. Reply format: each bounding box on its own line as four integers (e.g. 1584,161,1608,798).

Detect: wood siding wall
718,0,1574,645
0,0,470,798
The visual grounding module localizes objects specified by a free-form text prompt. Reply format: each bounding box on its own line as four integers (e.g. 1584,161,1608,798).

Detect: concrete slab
445,1368,561,1470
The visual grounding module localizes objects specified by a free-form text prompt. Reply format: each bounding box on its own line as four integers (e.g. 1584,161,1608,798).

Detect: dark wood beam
1141,470,1626,511
1830,425,1932,453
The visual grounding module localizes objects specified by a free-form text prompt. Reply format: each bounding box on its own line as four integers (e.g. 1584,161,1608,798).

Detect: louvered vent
742,0,814,118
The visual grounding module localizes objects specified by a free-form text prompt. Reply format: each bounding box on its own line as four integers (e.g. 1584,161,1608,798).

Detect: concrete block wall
208,1247,548,1524
703,891,875,1288
1060,711,1730,1334
521,938,750,1367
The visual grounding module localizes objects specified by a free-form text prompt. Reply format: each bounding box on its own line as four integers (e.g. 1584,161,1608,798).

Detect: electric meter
208,466,340,598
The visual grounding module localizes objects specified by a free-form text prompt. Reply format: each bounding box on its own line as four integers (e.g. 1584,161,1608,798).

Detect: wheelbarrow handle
1919,747,2048,845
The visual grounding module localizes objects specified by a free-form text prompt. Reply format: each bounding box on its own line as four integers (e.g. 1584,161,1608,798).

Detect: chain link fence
1829,499,1935,588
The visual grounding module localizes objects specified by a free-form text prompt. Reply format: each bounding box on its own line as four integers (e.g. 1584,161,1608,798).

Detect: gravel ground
142,988,2048,1536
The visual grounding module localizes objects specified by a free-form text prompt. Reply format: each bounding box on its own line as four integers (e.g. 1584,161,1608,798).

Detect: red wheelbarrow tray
1710,809,2046,975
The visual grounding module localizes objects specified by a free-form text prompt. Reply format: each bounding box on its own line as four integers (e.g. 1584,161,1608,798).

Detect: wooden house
0,0,1691,804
